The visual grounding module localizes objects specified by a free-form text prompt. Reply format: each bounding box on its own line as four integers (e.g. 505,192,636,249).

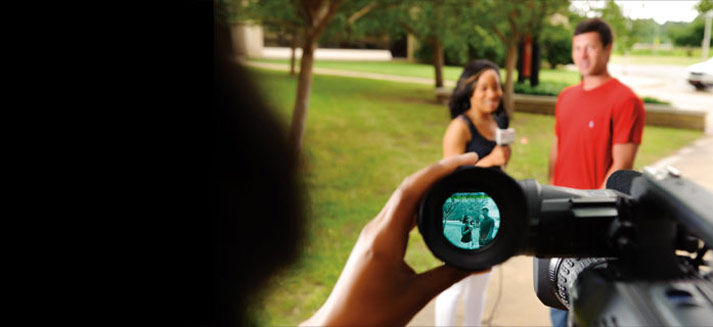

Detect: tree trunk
433,39,444,88
289,36,316,156
503,43,518,120
530,40,540,87
289,30,298,76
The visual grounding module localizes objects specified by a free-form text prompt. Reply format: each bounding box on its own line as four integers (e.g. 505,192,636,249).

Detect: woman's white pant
435,271,492,326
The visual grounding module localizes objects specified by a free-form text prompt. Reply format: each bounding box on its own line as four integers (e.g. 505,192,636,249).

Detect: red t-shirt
553,78,645,189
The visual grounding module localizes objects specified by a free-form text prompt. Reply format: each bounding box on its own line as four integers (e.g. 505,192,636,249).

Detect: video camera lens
418,166,625,270
418,167,529,270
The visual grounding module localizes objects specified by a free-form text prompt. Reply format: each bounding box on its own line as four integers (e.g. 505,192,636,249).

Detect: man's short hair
574,18,613,48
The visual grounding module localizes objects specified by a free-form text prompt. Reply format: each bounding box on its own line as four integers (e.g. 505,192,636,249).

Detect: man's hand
601,143,639,188
548,137,558,184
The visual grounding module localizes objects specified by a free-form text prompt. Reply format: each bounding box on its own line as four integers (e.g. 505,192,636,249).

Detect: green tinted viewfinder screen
442,192,500,250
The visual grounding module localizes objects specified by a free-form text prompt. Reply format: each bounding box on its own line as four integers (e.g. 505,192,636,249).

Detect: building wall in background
232,24,264,58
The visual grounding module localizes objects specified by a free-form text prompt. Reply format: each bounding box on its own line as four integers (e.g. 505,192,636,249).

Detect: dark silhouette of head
213,5,304,326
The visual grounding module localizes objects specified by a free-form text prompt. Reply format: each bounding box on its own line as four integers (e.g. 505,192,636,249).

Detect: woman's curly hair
448,59,508,128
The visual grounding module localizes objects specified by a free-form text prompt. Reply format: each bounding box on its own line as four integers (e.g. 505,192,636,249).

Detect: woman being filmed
435,59,511,326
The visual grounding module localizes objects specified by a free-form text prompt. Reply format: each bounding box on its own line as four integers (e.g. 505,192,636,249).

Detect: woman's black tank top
458,114,496,160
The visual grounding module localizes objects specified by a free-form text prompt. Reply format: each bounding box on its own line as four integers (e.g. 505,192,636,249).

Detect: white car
687,57,713,90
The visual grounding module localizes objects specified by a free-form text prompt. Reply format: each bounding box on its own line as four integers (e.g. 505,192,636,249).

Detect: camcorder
418,166,713,326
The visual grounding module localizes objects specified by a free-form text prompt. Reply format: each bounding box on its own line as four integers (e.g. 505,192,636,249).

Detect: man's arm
600,143,639,189
605,95,645,188
548,137,557,184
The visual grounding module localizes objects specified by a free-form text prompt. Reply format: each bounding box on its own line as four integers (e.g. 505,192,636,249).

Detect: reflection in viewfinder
442,192,500,250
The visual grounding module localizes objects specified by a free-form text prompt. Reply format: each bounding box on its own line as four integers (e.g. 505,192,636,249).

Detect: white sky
570,0,701,24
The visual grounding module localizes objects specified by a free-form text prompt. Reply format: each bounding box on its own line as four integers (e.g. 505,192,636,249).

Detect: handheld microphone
496,128,515,145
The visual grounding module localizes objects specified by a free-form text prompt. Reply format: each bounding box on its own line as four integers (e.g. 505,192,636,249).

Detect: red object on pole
522,35,532,78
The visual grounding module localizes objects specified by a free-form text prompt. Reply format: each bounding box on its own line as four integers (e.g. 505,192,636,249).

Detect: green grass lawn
243,67,703,325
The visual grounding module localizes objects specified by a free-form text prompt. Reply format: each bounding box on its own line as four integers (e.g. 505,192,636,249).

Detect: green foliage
566,6,587,29
466,25,507,66
396,1,468,42
235,0,302,29
320,1,402,48
631,18,659,44
391,0,472,61
413,40,452,65
540,22,573,68
483,0,570,43
237,0,387,48
661,21,688,44
599,0,635,53
415,24,506,67
667,16,713,48
696,0,713,14
642,96,671,105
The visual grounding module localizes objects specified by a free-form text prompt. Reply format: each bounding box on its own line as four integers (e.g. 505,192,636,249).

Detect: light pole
703,10,713,60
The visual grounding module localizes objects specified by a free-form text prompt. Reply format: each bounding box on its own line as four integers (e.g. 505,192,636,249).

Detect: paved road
606,63,712,133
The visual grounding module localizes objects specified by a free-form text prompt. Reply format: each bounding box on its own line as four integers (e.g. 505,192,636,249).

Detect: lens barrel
418,166,625,270
418,167,529,270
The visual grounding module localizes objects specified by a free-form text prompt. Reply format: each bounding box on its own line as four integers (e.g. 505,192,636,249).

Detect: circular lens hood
418,166,529,270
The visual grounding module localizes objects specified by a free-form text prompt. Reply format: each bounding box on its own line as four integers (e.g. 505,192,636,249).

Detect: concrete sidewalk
262,47,393,61
649,134,713,191
407,256,551,327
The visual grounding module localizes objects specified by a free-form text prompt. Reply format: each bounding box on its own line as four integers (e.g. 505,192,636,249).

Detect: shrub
540,24,573,68
414,26,505,67
642,96,671,105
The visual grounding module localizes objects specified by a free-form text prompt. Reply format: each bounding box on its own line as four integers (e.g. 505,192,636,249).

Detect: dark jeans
550,307,568,327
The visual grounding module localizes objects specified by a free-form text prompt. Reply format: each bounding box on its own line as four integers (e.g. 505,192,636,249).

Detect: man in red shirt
547,18,645,325
549,18,645,189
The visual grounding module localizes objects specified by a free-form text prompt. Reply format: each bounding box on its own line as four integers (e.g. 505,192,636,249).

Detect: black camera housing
419,167,630,269
417,166,713,325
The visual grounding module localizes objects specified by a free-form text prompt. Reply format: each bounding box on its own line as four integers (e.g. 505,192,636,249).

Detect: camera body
418,166,713,325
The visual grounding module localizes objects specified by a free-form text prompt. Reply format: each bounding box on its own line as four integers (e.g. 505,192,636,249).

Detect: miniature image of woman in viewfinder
460,215,474,246
436,59,512,327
